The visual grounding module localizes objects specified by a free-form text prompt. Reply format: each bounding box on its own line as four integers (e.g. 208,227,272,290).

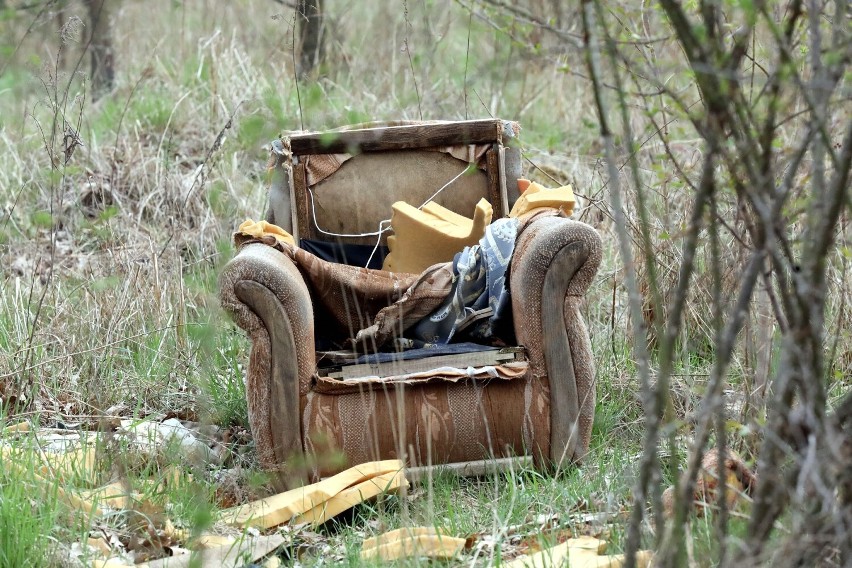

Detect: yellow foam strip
220,459,403,529
5,460,102,517
55,483,103,517
1,445,97,483
190,534,237,549
360,527,466,561
78,481,139,510
3,421,30,433
419,202,482,232
2,446,103,517
294,470,406,525
91,560,144,568
503,536,653,568
362,527,449,550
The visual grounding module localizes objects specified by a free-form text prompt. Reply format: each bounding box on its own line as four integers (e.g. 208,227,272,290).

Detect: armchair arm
219,243,314,487
510,216,602,467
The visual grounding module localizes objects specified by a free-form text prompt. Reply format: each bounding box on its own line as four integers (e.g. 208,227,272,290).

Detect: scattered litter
144,534,285,568
118,418,227,467
261,555,282,568
87,536,112,556
3,422,654,566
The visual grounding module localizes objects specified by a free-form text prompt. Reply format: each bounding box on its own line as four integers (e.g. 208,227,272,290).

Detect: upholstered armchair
219,120,602,488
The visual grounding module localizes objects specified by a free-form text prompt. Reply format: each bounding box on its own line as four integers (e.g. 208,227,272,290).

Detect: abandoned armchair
219,120,602,488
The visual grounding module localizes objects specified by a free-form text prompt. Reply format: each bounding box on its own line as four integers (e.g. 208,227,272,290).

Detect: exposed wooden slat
404,456,531,482
503,146,523,208
288,120,508,155
485,146,503,218
322,348,525,379
316,349,361,366
292,162,312,241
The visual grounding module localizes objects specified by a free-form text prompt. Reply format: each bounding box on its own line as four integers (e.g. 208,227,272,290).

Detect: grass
0,447,61,568
0,0,848,566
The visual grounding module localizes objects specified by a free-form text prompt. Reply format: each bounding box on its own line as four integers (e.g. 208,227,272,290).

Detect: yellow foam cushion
509,179,575,217
382,198,493,274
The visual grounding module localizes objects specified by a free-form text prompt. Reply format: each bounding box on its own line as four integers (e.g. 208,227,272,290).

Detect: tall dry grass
0,1,848,566
0,0,615,418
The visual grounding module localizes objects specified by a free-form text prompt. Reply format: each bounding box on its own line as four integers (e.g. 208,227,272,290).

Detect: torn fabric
233,210,560,352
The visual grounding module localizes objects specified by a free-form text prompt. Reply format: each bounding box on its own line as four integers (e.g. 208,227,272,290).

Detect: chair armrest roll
219,243,314,487
510,217,602,466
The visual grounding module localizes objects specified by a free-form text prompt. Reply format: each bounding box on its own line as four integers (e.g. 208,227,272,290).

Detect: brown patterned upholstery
219,121,602,487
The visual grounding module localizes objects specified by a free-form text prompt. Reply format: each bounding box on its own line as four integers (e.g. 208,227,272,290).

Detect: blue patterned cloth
407,217,519,345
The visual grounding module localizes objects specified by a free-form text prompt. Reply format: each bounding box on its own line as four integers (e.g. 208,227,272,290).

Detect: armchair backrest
266,120,523,246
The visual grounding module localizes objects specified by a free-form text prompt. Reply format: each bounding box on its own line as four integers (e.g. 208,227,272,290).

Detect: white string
365,219,391,268
415,165,472,210
308,186,391,238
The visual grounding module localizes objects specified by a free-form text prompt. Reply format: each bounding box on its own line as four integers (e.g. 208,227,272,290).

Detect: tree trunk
298,0,323,76
86,0,114,99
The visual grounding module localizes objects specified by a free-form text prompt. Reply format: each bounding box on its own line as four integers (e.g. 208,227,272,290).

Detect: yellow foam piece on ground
3,421,30,433
5,455,102,517
503,536,653,568
190,533,237,549
238,219,296,247
1,445,97,483
360,527,467,561
87,536,112,556
79,481,140,509
2,445,103,519
219,459,404,529
382,198,492,274
295,470,406,525
509,179,575,217
92,560,145,568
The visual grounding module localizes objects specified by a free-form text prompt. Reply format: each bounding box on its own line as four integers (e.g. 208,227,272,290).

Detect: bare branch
582,4,658,564
479,0,583,48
